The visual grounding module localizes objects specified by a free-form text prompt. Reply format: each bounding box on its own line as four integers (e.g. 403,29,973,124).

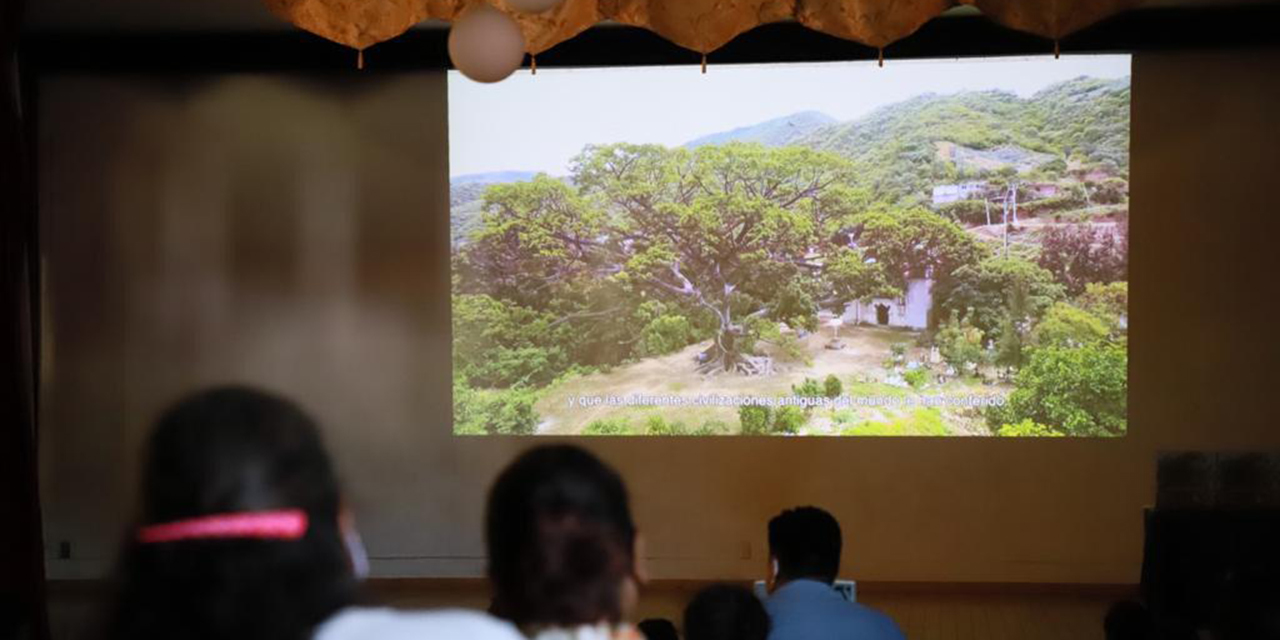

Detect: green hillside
794,76,1130,205
449,76,1130,244
683,110,836,149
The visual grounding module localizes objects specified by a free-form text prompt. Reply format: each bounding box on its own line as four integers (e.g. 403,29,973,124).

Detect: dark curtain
0,0,50,637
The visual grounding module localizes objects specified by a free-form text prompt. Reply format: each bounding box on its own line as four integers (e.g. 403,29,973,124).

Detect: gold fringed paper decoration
357,48,364,69
493,0,600,54
1054,39,1060,58
531,54,537,74
877,47,883,67
701,53,707,74
261,0,1144,74
967,0,1139,41
796,0,951,49
602,0,795,56
263,0,438,55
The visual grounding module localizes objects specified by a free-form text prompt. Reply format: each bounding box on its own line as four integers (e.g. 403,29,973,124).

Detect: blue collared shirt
764,579,906,640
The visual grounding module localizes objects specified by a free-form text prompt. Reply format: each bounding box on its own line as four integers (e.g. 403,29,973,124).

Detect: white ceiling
24,0,1274,32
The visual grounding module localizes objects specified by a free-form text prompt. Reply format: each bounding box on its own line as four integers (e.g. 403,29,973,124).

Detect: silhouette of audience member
101,386,519,640
0,600,31,640
762,507,903,640
1214,566,1280,640
638,617,680,640
683,585,769,640
487,444,646,640
1103,600,1153,640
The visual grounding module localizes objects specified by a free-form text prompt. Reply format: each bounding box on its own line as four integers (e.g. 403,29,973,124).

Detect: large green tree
573,142,857,372
456,142,984,376
988,344,1127,437
939,256,1064,340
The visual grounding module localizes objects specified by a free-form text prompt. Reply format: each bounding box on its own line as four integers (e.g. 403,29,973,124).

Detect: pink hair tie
137,509,309,544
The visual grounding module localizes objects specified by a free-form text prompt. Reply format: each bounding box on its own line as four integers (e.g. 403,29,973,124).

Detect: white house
842,278,934,330
931,181,987,205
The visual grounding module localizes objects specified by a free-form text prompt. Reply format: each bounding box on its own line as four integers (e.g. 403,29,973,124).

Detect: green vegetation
773,406,807,434
451,75,1130,437
840,409,949,436
997,419,1066,437
823,374,843,398
792,378,825,399
453,380,538,435
936,316,986,371
987,344,1127,437
1031,302,1110,348
939,256,1064,342
738,404,808,435
792,77,1130,205
738,406,773,436
583,418,634,435
903,368,928,389
1038,221,1128,296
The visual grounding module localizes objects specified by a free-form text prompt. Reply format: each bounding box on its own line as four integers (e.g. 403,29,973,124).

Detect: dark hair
768,506,842,584
1103,600,1152,640
102,386,355,640
486,444,637,627
637,617,679,640
683,585,769,640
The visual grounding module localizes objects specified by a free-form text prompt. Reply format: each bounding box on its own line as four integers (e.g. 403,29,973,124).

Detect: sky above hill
449,54,1130,178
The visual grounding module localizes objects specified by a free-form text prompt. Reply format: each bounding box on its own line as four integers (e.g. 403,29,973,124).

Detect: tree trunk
696,320,760,375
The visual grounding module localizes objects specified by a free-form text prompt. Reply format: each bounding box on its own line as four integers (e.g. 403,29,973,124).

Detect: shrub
1031,302,1110,348
903,368,928,389
936,316,986,370
453,380,538,435
693,420,730,436
772,332,812,365
1077,281,1128,331
773,406,808,434
937,199,991,226
823,374,843,398
996,419,1065,437
738,406,773,435
636,314,695,357
840,409,948,436
986,344,1126,437
645,415,689,436
583,419,634,435
791,378,825,399
737,405,806,435
452,294,571,388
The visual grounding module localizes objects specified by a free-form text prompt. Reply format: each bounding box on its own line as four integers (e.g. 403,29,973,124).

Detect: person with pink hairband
100,386,521,640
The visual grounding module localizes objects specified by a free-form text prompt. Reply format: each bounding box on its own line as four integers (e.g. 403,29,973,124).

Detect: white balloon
448,4,527,84
507,0,563,13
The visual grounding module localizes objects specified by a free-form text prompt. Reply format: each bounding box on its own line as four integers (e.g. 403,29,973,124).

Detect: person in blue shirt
763,507,905,640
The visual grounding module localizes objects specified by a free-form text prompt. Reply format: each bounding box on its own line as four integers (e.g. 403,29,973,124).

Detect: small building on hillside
842,278,934,330
931,181,987,205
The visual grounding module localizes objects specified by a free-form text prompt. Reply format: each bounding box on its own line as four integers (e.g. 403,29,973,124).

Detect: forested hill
449,76,1129,244
793,76,1131,203
683,111,836,149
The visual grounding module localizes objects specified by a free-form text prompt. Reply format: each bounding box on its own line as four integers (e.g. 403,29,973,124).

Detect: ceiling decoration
969,0,1140,40
263,0,435,54
795,0,954,50
264,0,1141,74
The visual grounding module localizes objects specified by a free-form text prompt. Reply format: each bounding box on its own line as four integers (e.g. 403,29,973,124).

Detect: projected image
450,56,1129,437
